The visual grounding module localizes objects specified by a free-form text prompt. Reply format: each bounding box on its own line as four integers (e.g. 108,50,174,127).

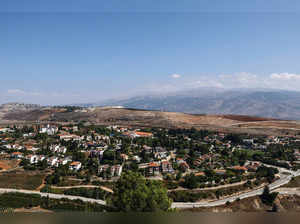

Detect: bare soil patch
0,159,19,171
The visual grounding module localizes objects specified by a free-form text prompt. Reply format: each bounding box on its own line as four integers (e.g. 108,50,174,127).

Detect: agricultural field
0,170,46,190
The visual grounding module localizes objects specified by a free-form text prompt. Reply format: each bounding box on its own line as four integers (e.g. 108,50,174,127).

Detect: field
0,159,20,171
3,107,300,136
0,170,46,190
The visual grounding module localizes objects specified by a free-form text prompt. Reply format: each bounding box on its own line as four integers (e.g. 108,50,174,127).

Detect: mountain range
90,88,300,120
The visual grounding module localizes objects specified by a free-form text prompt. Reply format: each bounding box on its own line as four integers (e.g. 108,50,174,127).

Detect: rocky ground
182,194,300,212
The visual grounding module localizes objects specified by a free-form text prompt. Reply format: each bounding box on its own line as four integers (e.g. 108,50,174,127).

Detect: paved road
0,188,107,206
172,167,300,209
275,187,300,196
0,164,298,210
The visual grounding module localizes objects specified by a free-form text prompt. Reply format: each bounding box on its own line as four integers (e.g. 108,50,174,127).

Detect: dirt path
51,185,114,193
169,180,249,192
36,180,46,191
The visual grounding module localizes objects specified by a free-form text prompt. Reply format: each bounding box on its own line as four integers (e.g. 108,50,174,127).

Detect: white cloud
7,89,26,95
171,73,181,79
270,73,300,80
151,72,300,94
7,89,42,96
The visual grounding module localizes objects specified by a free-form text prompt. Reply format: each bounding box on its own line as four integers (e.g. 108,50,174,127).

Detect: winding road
0,165,299,209
171,167,300,209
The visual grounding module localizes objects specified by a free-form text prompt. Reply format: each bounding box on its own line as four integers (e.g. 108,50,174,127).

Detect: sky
1,1,300,105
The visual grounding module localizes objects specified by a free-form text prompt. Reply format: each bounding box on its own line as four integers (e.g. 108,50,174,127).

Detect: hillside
183,194,300,212
0,103,41,120
2,105,300,136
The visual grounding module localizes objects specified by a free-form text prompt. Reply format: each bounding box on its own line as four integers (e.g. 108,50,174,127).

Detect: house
40,124,58,135
25,145,39,151
23,133,35,138
47,156,59,166
214,169,226,175
98,164,110,174
155,151,170,160
69,161,82,171
59,134,83,141
0,128,14,133
120,153,129,161
123,131,153,138
143,145,152,151
50,145,67,154
138,163,149,169
98,164,123,176
11,152,23,159
50,145,60,152
60,157,72,165
176,158,190,171
133,131,153,138
26,154,39,164
133,155,141,163
111,165,123,176
229,166,248,173
195,172,205,176
161,161,174,173
4,144,12,149
37,155,46,162
243,139,254,144
148,162,160,175
245,162,261,172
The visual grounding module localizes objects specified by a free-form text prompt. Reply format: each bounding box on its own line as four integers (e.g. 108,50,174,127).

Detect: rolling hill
1,104,300,136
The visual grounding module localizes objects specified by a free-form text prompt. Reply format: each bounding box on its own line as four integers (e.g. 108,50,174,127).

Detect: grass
0,170,46,190
283,176,300,188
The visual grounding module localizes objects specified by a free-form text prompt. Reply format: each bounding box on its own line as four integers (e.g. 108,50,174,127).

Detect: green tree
260,186,278,206
183,173,198,189
109,171,172,212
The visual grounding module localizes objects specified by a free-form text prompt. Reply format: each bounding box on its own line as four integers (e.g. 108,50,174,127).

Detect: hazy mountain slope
96,90,300,120
0,103,41,120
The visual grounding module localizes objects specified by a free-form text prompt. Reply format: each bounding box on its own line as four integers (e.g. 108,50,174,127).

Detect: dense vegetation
41,186,110,200
260,186,278,206
0,192,110,212
109,171,172,212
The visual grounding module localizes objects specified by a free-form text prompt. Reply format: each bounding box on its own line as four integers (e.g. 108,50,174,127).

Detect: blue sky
1,1,300,104
1,0,300,12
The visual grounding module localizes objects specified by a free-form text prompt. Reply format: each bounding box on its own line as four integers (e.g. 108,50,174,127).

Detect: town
0,121,300,208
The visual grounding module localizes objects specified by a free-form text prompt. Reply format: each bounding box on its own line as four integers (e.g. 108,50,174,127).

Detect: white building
40,124,58,135
47,156,59,166
50,145,67,154
69,161,82,171
60,157,72,165
26,155,39,164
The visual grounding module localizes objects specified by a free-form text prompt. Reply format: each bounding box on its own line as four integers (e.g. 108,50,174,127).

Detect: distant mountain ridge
3,89,300,120
91,89,300,120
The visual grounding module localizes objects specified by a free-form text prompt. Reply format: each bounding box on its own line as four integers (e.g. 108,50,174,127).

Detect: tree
73,152,86,164
109,171,172,212
183,173,198,189
260,186,278,206
37,159,48,170
272,203,278,212
176,171,182,181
